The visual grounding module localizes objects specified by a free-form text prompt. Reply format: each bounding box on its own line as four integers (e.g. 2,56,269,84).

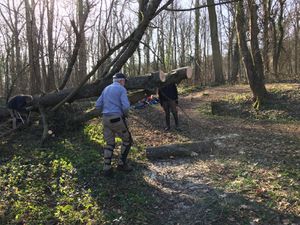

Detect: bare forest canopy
0,0,299,102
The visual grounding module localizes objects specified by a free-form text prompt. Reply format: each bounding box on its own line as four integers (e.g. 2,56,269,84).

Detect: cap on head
113,72,127,82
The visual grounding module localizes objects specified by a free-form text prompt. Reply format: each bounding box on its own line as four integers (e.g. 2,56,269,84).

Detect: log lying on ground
146,140,215,160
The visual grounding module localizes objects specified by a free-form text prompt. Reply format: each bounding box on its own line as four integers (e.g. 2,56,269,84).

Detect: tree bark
230,41,239,83
271,0,285,77
248,0,265,82
77,0,87,82
262,0,271,76
295,2,299,74
235,1,268,107
25,0,42,95
207,0,225,84
45,0,56,92
194,0,201,85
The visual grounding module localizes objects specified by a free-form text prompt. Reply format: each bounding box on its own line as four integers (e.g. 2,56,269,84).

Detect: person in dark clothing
7,95,33,112
7,95,33,128
158,83,179,131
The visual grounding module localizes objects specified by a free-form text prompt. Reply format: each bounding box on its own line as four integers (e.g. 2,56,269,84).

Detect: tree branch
164,0,241,12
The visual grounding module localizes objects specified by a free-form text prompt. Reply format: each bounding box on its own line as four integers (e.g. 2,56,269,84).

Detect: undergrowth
197,86,300,123
0,122,154,225
0,83,299,224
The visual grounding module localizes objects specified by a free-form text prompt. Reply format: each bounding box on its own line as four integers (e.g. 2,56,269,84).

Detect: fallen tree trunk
146,140,215,160
0,67,192,122
35,66,191,108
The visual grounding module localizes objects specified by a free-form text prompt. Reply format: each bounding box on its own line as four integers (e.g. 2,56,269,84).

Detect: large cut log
35,66,192,107
2,67,192,115
0,67,192,121
146,140,215,160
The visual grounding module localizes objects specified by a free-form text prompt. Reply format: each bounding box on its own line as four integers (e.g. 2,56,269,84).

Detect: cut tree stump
146,140,215,160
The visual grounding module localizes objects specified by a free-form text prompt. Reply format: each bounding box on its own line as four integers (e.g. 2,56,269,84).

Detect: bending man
7,95,33,128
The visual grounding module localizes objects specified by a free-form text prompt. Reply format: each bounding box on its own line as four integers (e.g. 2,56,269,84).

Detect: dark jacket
7,96,28,111
158,83,178,105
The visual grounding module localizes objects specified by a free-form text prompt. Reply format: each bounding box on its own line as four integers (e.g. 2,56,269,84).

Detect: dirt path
129,84,300,225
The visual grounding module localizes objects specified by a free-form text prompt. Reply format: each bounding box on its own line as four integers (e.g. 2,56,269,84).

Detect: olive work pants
102,115,132,171
162,100,179,128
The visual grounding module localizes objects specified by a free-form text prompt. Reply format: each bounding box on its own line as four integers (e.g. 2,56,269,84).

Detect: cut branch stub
159,70,166,82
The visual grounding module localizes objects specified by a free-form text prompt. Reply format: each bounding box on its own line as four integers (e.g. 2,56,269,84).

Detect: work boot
164,126,170,131
117,163,133,172
103,168,114,177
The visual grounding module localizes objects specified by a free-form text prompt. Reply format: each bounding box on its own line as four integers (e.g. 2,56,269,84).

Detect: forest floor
128,83,300,225
0,83,299,225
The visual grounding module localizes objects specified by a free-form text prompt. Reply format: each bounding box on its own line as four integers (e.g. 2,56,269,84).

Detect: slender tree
262,0,271,76
45,0,56,91
77,0,88,83
295,1,299,74
207,0,224,84
25,0,42,94
271,0,286,77
194,0,201,85
248,0,265,82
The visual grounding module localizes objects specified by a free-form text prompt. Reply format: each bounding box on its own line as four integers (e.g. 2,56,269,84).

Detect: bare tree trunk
262,0,271,77
173,8,178,69
4,44,11,101
207,0,224,84
235,1,268,108
25,0,42,94
144,30,151,72
179,21,186,67
203,14,208,84
159,15,166,70
248,0,265,82
45,0,56,91
294,1,299,74
230,41,239,83
271,0,286,77
77,0,87,82
0,62,3,96
39,1,46,92
13,1,23,94
227,13,233,82
194,0,201,85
